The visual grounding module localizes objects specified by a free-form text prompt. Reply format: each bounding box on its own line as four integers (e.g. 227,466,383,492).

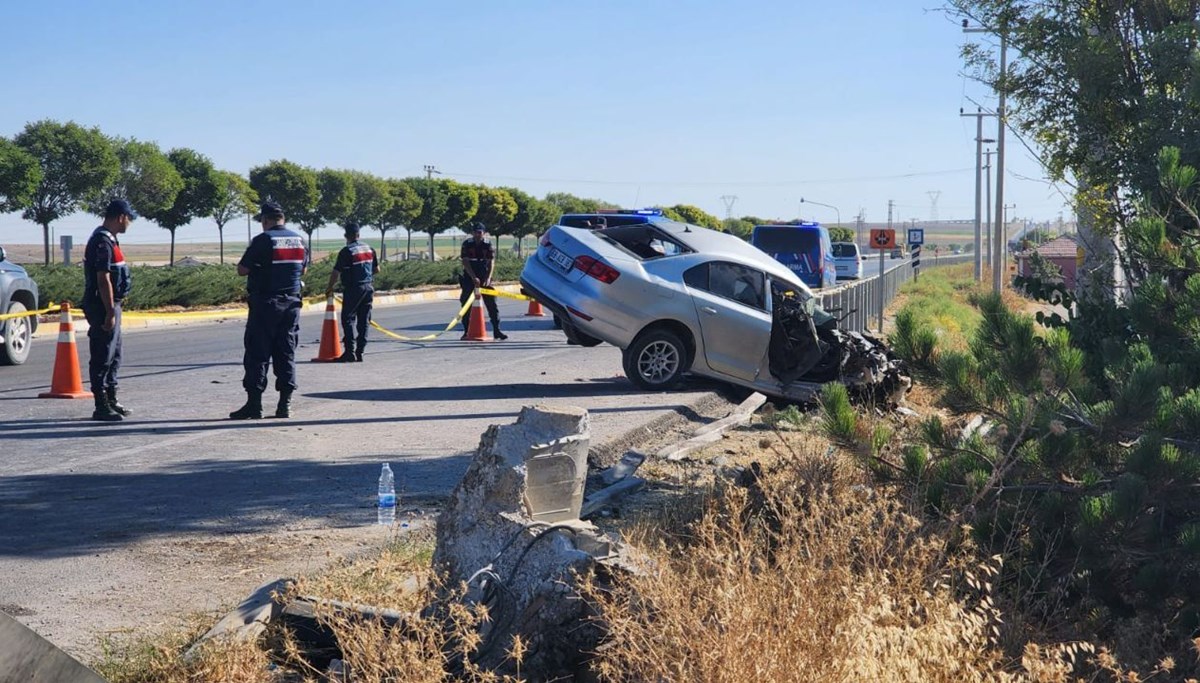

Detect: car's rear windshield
595,225,692,260
831,243,858,258
752,226,821,255
559,214,653,229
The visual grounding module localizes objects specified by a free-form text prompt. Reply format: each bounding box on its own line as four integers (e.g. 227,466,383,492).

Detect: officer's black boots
105,388,132,416
275,389,293,419
493,321,508,341
338,350,355,363
355,351,364,362
92,393,123,422
229,390,263,420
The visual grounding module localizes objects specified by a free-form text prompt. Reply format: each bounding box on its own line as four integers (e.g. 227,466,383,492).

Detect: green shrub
818,382,857,445
25,253,526,311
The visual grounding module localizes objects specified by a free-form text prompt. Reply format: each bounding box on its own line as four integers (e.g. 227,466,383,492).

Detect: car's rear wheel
1,301,32,366
623,328,686,390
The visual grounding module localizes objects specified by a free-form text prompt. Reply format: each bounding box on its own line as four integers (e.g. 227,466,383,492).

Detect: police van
749,222,838,289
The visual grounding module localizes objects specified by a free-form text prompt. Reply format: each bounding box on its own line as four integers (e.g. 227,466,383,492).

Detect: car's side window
683,263,708,290
690,261,765,310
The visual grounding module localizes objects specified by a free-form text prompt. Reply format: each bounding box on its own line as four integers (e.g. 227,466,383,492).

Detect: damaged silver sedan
520,220,910,404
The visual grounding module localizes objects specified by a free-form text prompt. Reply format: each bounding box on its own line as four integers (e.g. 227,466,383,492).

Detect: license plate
548,247,574,272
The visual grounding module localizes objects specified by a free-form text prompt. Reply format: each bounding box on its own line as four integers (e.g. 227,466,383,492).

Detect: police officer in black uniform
83,199,137,422
460,221,506,340
325,222,379,362
230,199,309,419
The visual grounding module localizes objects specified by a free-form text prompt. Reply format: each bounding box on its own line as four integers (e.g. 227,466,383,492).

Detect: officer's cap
104,198,138,220
344,221,361,236
253,199,285,221
472,221,486,233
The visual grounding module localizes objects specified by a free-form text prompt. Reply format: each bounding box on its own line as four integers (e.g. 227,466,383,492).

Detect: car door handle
700,306,717,315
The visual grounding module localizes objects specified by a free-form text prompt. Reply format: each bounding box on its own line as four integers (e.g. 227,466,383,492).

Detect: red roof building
1017,235,1079,289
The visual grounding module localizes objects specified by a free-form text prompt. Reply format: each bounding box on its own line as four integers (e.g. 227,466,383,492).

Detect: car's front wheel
1,301,32,365
623,328,686,390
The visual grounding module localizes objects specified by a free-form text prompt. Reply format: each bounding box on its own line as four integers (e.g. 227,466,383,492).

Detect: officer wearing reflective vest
325,221,378,362
83,199,137,422
459,221,506,340
230,199,309,420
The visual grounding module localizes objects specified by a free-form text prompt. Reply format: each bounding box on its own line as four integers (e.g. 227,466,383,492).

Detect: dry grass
584,434,1021,683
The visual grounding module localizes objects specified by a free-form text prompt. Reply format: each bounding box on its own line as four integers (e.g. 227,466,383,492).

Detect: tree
91,139,184,264
210,171,257,264
669,204,723,230
347,171,393,260
829,226,855,243
157,148,219,266
656,206,686,222
248,160,319,235
474,186,518,246
381,178,422,260
437,181,479,260
14,120,119,264
319,168,357,221
297,168,357,252
543,192,617,216
723,218,754,239
406,178,448,261
0,138,42,213
500,187,557,256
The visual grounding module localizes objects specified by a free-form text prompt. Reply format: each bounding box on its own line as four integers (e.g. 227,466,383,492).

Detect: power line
437,167,975,188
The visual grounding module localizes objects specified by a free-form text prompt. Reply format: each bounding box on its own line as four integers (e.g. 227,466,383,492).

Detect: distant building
1017,235,1079,289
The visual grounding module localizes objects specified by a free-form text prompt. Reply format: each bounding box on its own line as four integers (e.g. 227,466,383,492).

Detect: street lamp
798,197,841,234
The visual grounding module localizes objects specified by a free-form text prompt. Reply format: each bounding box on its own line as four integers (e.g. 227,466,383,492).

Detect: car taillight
573,255,620,284
539,233,552,247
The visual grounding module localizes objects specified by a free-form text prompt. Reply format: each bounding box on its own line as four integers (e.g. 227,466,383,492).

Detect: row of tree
1,119,762,266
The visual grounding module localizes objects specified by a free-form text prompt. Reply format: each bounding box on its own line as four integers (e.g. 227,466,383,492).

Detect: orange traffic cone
524,298,546,317
311,295,343,362
38,303,91,399
464,296,492,341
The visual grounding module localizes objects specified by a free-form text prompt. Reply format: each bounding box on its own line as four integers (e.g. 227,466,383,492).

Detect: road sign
869,228,896,250
912,244,922,280
907,228,924,245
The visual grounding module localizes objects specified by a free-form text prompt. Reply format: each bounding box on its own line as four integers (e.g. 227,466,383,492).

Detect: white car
832,242,864,279
520,220,909,403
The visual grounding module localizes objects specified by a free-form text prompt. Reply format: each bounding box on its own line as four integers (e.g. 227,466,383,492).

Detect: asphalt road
0,293,721,654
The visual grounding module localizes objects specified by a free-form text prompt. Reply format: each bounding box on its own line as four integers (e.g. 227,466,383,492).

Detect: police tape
368,292,475,342
477,287,533,302
0,302,63,322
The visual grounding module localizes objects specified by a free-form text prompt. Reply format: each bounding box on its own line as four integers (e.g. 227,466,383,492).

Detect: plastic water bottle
377,463,396,526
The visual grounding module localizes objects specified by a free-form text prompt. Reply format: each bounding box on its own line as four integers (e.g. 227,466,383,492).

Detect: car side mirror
0,246,6,262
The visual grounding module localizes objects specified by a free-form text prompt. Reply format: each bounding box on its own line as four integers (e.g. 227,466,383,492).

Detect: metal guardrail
818,253,973,333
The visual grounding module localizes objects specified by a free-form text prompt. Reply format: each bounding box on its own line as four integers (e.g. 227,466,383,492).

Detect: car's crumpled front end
767,289,910,405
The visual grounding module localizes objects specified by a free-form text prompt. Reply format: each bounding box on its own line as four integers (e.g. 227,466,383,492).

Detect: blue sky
0,1,1072,246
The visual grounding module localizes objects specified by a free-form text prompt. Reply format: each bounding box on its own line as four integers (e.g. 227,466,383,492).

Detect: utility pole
720,195,738,220
964,18,1009,293
984,148,994,270
880,200,893,333
961,107,996,282
423,164,441,180
1004,204,1016,260
926,191,941,223
855,210,865,247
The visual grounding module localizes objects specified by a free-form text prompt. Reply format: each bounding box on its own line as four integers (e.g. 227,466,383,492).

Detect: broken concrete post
183,578,291,663
0,610,108,683
433,405,629,679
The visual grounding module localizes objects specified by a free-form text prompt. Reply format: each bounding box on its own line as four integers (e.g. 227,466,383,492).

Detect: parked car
0,245,40,365
890,245,905,259
831,242,864,280
520,220,909,403
749,222,837,289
